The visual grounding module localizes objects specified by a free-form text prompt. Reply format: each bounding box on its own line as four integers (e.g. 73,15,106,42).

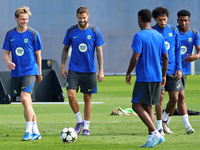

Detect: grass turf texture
0,75,200,149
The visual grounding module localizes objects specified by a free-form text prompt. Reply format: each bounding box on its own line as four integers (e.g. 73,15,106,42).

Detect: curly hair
177,10,191,18
152,7,169,18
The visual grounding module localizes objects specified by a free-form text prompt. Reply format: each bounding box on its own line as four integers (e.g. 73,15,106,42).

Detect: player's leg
133,82,164,147
155,89,165,136
162,90,179,133
80,72,96,135
67,70,83,134
82,93,92,135
162,75,181,134
21,75,41,140
178,90,194,134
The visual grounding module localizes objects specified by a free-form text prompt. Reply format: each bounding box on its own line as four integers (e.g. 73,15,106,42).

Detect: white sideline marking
11,102,103,105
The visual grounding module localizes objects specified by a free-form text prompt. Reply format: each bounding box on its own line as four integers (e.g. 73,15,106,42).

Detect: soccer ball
60,127,78,143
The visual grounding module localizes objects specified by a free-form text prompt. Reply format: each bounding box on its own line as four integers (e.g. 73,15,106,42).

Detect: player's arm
4,50,15,70
175,30,182,80
61,45,70,79
35,50,42,82
126,52,140,85
161,52,168,87
96,46,104,82
184,45,200,63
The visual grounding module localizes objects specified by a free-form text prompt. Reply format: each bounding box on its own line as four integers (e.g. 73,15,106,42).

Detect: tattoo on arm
61,45,70,64
96,46,103,70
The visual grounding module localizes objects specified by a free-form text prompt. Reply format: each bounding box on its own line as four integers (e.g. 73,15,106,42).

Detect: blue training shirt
3,27,42,77
152,24,182,74
179,27,200,74
131,29,167,82
63,24,104,73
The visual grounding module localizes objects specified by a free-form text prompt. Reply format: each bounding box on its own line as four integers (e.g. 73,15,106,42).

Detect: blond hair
15,6,31,18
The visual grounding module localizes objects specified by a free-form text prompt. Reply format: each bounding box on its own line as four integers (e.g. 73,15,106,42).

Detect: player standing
126,9,168,147
166,10,200,134
152,7,182,135
61,6,104,135
3,6,42,140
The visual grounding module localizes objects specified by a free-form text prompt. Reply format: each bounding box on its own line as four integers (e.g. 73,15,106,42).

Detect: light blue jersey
131,29,167,82
179,27,200,74
3,27,42,77
63,24,104,73
152,24,182,74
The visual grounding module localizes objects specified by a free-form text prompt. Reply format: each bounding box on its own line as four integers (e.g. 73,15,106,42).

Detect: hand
97,70,104,82
184,54,199,63
61,67,67,79
161,77,166,87
36,75,43,82
6,61,15,70
126,74,131,85
175,70,182,80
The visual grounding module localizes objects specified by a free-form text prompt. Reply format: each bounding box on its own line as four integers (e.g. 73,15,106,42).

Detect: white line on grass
11,102,103,104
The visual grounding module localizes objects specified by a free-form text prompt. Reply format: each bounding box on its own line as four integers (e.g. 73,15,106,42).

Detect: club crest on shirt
15,47,24,56
24,39,28,43
181,46,187,54
79,43,87,52
188,38,192,42
168,33,173,37
165,41,170,50
87,35,91,40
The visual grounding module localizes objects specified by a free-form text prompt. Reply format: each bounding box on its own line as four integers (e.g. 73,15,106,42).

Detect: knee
67,92,76,101
21,96,29,106
84,94,92,103
178,91,185,102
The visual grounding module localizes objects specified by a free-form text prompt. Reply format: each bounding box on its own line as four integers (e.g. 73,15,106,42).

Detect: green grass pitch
0,75,200,149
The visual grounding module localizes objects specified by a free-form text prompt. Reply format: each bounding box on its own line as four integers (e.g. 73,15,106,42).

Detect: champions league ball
60,127,78,143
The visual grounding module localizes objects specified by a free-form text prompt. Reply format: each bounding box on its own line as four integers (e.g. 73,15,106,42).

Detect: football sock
181,114,190,128
83,120,90,130
26,122,32,134
75,111,83,123
32,121,40,134
152,130,160,138
157,120,163,130
147,135,153,142
167,116,172,125
162,111,169,121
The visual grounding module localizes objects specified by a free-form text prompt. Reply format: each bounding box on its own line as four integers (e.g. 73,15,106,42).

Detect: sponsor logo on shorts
66,83,69,88
22,87,26,90
176,84,181,89
88,89,93,91
11,39,15,41
73,36,78,39
13,90,17,94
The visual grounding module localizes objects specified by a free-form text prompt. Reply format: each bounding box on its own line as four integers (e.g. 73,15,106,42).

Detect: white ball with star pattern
60,127,77,143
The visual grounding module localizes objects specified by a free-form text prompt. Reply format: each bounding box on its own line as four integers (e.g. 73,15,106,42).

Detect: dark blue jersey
63,24,104,73
179,27,200,74
152,24,182,74
131,29,167,82
3,27,42,77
